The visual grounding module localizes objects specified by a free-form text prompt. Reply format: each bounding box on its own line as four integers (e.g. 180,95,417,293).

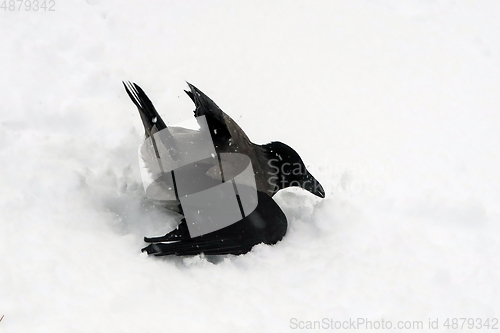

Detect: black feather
142,191,287,256
186,82,231,140
123,81,167,135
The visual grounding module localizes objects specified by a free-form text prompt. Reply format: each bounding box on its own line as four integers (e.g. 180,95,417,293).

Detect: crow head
264,141,325,198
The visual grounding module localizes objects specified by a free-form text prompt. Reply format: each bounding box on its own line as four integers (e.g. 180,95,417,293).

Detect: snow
1,1,500,331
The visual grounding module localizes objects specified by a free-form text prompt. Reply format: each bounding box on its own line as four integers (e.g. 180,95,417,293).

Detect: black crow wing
142,191,288,256
185,82,233,143
123,81,167,137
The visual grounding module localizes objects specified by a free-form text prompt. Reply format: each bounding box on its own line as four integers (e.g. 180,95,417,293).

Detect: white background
1,1,499,331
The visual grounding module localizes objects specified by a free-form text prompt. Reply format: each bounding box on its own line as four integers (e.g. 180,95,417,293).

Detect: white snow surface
1,1,500,332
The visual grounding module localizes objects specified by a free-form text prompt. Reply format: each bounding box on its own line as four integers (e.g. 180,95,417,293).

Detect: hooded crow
123,82,324,256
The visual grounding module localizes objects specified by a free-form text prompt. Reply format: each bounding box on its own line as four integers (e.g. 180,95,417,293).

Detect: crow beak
302,172,325,198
